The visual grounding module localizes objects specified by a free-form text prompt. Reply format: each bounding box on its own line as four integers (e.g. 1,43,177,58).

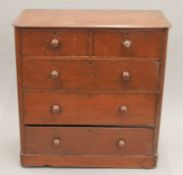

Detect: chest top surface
13,9,170,29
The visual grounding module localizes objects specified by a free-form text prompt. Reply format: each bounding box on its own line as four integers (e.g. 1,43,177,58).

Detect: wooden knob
53,138,61,146
120,105,128,112
50,38,60,48
51,104,61,114
122,71,130,81
123,40,132,48
50,70,59,79
117,139,126,148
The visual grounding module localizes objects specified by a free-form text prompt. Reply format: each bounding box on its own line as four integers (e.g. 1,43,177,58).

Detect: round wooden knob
123,40,132,48
53,138,61,146
51,104,61,114
50,70,59,79
122,71,130,81
117,139,126,148
120,105,128,112
50,38,60,48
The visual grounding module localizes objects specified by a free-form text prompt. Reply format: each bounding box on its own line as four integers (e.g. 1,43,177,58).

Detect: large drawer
24,92,156,126
21,30,89,56
24,126,154,155
22,59,159,91
93,30,165,58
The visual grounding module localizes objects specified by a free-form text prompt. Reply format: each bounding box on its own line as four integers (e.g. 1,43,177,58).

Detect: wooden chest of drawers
14,10,170,168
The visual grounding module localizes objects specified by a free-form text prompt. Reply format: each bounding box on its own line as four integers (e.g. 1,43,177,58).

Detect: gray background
0,0,182,174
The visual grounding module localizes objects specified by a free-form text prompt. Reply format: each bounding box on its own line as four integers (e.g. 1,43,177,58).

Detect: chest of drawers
14,10,170,168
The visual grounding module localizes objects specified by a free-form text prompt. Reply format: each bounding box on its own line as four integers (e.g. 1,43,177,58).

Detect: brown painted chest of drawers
14,10,170,168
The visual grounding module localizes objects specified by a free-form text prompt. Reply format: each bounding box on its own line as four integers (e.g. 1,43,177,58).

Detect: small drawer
24,92,156,126
93,30,164,58
21,30,89,56
22,59,159,91
24,126,154,155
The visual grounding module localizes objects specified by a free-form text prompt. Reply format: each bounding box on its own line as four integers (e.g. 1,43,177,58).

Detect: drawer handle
117,139,126,149
51,104,61,114
53,138,61,146
50,70,59,79
50,38,60,48
122,71,130,81
123,40,132,48
119,105,128,113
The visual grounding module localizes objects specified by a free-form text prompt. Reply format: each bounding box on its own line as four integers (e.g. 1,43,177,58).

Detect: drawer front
24,93,156,126
21,30,89,56
22,59,159,91
93,30,164,58
24,126,154,155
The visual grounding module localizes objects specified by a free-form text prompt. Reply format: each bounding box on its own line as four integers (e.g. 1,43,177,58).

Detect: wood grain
13,10,170,28
21,154,157,168
93,30,164,57
22,59,159,91
24,92,156,126
21,30,89,56
24,126,154,155
14,10,170,168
